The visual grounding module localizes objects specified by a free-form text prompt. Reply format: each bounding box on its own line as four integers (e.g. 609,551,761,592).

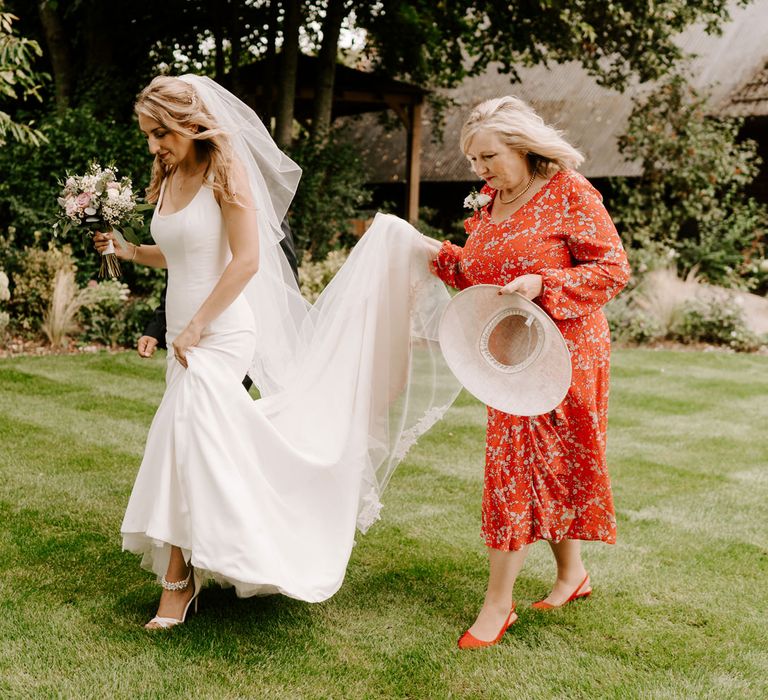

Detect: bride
94,75,458,629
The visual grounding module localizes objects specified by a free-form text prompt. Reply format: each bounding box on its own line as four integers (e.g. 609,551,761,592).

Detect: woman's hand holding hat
499,274,542,300
438,284,571,416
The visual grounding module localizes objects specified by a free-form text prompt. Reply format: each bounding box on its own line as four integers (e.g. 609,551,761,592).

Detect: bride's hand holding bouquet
54,163,151,278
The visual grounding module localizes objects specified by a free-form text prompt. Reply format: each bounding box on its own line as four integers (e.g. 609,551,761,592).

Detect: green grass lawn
0,348,766,699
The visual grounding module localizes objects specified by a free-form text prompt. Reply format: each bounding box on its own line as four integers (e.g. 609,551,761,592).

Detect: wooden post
405,99,423,224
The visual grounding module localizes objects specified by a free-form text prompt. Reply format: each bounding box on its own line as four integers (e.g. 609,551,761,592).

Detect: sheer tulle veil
178,74,460,531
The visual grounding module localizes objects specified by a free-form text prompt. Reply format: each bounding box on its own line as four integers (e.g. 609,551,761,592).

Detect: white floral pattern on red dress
432,170,631,551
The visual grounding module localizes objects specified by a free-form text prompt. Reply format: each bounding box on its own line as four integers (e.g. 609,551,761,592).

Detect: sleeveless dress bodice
151,181,254,342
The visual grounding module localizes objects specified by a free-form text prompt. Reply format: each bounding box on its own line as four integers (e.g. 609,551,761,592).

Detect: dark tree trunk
310,0,346,141
262,0,280,125
228,1,242,95
275,0,301,147
84,4,113,71
214,19,225,82
37,0,73,111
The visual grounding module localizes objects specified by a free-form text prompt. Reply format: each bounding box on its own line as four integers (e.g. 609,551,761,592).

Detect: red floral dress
433,170,631,551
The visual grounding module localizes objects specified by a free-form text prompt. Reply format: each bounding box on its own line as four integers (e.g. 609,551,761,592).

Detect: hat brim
438,285,572,416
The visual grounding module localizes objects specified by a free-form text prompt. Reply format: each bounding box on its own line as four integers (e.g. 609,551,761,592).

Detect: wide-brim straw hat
438,285,572,416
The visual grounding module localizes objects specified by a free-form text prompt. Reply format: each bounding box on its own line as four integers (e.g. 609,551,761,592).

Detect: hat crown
438,285,572,416
480,309,543,374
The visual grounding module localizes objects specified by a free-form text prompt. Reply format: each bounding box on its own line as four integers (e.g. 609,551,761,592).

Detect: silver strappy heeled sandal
145,568,203,630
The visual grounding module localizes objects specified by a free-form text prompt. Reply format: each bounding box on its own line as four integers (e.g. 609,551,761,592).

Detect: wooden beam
384,96,409,127
405,100,423,224
295,87,413,105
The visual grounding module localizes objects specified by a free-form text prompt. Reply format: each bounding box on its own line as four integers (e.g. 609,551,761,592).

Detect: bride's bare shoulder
228,157,255,209
211,157,255,209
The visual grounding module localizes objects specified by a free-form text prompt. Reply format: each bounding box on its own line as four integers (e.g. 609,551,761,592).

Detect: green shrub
669,296,763,352
8,242,76,335
299,248,350,304
77,279,131,348
415,206,466,244
605,295,663,344
116,295,161,348
613,73,767,290
287,133,371,261
78,281,159,349
606,266,765,352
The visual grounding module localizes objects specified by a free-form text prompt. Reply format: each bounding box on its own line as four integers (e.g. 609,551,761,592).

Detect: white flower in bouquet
463,190,492,211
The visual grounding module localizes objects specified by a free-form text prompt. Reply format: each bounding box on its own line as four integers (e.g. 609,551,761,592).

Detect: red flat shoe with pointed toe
457,603,517,650
531,573,591,610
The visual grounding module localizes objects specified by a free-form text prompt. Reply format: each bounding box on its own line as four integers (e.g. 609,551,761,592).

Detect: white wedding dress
121,179,459,602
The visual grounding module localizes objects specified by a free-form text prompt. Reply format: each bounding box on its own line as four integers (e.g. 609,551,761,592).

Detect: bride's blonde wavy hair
460,96,584,176
135,76,238,204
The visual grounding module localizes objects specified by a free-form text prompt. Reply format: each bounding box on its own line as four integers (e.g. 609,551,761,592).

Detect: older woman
430,97,630,649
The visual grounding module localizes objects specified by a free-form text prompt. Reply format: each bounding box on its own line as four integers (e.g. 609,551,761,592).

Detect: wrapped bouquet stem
95,227,122,279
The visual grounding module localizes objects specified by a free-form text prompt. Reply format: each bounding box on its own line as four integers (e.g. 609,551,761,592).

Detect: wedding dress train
121,180,459,602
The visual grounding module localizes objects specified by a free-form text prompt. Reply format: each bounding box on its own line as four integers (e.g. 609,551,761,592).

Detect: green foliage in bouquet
612,73,767,290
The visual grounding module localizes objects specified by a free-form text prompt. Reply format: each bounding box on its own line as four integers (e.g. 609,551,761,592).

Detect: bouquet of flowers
53,163,149,278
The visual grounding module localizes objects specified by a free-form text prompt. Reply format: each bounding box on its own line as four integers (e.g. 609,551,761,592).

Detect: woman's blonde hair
135,76,237,204
460,96,584,176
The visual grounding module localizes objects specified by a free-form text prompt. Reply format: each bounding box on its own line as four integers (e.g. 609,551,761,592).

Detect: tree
2,0,751,261
0,3,46,146
37,0,72,110
275,0,302,145
309,0,346,140
612,73,767,289
13,1,741,139
356,1,738,91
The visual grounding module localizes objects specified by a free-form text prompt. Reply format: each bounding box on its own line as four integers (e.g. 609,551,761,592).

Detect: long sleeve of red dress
433,241,472,290
431,171,630,551
538,180,630,319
